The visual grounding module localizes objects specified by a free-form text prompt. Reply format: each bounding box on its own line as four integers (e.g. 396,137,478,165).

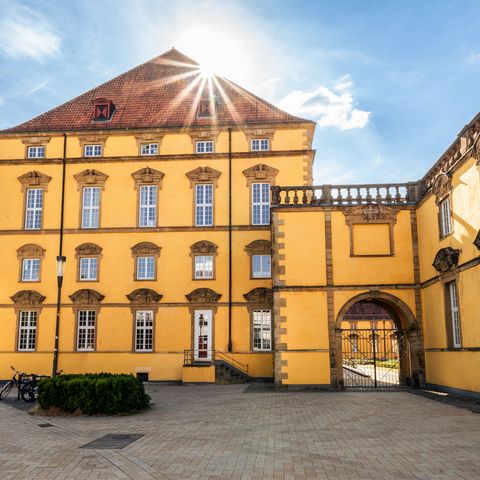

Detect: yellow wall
0,124,312,380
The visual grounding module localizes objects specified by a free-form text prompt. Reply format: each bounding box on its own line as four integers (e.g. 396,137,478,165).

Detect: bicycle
0,366,26,400
20,369,63,403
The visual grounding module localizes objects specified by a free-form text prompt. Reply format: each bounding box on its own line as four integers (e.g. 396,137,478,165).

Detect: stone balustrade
271,182,422,207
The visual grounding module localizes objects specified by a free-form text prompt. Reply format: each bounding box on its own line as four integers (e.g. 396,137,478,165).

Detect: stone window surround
21,136,51,160
69,289,104,352
186,167,221,227
73,169,109,229
242,164,278,226
17,244,45,283
190,241,218,281
185,288,221,355
244,239,272,280
442,274,463,349
126,288,163,353
135,134,164,156
244,128,275,152
131,242,161,281
17,171,52,231
343,204,399,257
189,130,220,154
432,173,454,240
131,167,165,228
10,290,46,353
75,243,103,282
78,135,107,158
243,287,273,352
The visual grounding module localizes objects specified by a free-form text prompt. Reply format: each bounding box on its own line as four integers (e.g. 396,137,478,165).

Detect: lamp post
52,255,66,377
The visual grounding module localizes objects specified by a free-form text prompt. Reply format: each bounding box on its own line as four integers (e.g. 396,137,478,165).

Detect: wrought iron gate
341,328,407,388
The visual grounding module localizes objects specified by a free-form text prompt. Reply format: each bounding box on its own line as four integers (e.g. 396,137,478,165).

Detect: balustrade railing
271,182,421,207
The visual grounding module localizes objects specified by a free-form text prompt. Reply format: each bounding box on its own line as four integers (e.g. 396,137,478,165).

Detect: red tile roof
3,48,310,133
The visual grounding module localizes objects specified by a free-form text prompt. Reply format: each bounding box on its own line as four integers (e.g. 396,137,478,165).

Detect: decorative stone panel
185,167,221,188
75,243,102,257
17,244,45,259
131,167,165,189
126,289,162,312
245,240,271,255
11,290,45,306
190,241,218,255
243,287,273,311
17,171,52,192
73,169,108,190
69,289,105,304
185,288,221,304
432,173,452,204
432,247,461,273
131,242,161,256
242,164,279,187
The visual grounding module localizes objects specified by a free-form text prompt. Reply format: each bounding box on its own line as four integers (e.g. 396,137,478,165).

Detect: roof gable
3,48,310,133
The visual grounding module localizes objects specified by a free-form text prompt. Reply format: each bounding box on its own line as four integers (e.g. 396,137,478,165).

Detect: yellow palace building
0,49,479,397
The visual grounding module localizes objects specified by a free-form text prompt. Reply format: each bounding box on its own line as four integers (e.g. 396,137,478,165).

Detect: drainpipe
52,133,67,377
228,127,233,352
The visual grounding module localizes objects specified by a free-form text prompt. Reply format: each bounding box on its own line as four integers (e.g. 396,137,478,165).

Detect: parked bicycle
20,369,62,403
0,366,26,400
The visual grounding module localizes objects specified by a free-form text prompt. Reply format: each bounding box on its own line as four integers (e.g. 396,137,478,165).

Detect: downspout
52,133,67,376
228,127,233,352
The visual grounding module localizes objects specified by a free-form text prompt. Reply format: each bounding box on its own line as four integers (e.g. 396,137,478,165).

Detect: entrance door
341,328,408,388
194,310,212,361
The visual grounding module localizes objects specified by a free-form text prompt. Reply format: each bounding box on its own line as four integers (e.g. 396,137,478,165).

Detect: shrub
38,373,150,415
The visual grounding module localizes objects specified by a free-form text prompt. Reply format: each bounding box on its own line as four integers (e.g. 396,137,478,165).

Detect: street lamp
52,255,66,377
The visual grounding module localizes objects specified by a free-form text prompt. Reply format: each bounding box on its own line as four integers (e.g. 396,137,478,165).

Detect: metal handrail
183,350,249,376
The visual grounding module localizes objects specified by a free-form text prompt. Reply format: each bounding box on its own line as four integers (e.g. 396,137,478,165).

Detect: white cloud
253,77,280,102
0,4,60,60
278,75,370,130
467,52,480,64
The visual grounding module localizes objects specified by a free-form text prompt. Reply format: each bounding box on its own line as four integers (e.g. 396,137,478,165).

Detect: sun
174,25,250,83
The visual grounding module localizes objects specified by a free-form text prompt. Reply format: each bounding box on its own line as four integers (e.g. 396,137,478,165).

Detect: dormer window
92,98,115,121
197,96,218,118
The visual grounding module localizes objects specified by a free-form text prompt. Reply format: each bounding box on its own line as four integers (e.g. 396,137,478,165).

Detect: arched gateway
334,291,425,389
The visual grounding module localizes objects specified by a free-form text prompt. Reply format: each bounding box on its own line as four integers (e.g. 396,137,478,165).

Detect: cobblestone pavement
1,385,480,479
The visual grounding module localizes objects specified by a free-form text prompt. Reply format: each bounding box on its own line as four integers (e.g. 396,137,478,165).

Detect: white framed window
27,146,45,158
82,187,100,228
139,185,157,227
253,309,272,351
25,188,43,230
439,197,452,237
137,256,155,280
84,144,102,157
194,255,214,279
447,281,461,348
252,183,270,225
18,311,37,351
252,254,271,278
251,139,269,151
141,143,158,156
79,257,98,281
21,259,40,281
196,141,214,154
135,310,154,351
77,310,96,351
195,184,213,226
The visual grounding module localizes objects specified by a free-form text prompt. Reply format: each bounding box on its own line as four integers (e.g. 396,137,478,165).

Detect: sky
1,0,480,184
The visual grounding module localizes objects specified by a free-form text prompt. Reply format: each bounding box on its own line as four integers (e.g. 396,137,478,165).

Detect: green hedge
38,373,150,414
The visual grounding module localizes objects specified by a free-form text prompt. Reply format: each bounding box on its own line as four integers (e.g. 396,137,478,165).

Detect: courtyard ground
0,384,479,480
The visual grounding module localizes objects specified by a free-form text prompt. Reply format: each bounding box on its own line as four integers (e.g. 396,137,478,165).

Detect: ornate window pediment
432,247,461,273
73,169,108,190
75,243,102,257
11,290,45,306
17,244,45,259
17,171,52,192
185,167,221,188
131,242,161,256
474,230,480,250
131,167,165,189
432,173,452,204
242,164,279,186
186,288,221,303
190,241,218,255
245,240,271,255
69,289,104,304
243,287,273,305
126,288,163,304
